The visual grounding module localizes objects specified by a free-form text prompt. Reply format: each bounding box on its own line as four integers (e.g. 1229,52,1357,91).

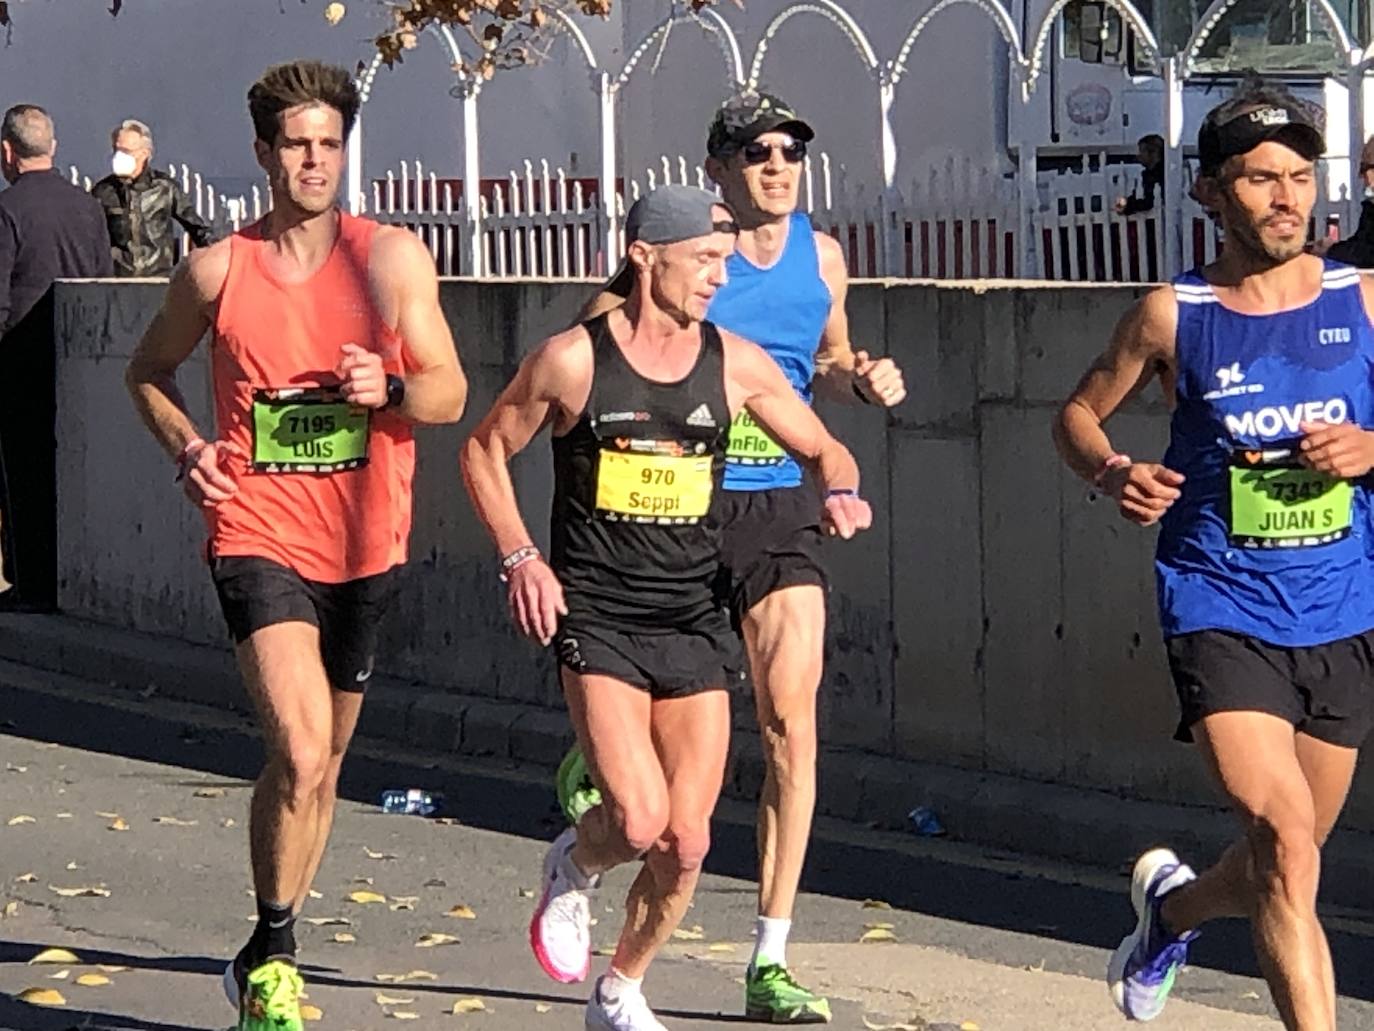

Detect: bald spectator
92,118,214,277
0,104,112,610
1322,136,1374,267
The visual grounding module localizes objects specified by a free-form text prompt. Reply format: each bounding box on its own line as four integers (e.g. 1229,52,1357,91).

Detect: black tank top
551,313,730,624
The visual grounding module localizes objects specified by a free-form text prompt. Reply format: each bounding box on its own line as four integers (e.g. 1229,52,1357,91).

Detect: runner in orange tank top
125,60,467,1030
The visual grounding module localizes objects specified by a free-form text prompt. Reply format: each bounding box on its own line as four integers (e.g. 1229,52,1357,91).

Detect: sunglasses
739,138,807,166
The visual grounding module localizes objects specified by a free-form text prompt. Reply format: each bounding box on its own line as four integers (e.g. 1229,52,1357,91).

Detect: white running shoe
585,976,669,1031
530,826,596,983
1107,847,1199,1021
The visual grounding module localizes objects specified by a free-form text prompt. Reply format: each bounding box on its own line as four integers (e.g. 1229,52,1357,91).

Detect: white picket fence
69,154,1351,283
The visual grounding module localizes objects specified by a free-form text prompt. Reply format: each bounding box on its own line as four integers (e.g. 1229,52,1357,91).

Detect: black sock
250,899,296,965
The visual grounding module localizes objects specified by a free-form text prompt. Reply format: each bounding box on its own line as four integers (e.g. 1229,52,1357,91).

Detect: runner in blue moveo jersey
1055,78,1374,1030
571,92,906,1024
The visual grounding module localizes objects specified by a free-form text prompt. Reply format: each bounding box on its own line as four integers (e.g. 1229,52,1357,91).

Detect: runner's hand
853,350,906,407
1102,462,1185,527
181,441,240,508
823,492,873,539
337,343,387,408
1299,421,1374,478
507,558,567,646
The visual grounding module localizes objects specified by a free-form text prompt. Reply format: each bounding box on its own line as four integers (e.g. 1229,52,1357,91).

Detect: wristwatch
383,374,406,411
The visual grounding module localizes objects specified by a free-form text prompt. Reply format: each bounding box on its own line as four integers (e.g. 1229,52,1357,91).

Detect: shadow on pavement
3,677,1373,1007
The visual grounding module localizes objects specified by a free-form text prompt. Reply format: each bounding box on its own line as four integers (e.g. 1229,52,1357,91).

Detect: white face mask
111,150,138,177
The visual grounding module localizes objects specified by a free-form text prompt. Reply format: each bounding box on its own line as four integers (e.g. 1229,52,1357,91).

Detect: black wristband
383,374,406,411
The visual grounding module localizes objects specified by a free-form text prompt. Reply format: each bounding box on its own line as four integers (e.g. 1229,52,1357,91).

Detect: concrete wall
56,276,1374,826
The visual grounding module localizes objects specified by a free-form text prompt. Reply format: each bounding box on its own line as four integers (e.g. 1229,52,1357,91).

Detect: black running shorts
553,605,742,700
210,554,399,693
714,485,828,627
1166,628,1374,748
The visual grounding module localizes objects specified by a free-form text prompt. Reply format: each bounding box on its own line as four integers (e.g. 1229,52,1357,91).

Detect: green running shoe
556,745,601,825
238,959,304,1031
745,963,832,1024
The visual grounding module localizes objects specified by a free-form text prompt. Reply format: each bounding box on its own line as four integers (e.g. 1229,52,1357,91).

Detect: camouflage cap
706,90,814,157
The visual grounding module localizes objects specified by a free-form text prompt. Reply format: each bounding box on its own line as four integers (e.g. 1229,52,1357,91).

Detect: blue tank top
1156,261,1374,646
707,211,832,492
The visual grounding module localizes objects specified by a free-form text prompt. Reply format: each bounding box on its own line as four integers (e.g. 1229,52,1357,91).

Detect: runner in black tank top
552,312,729,631
462,186,873,1031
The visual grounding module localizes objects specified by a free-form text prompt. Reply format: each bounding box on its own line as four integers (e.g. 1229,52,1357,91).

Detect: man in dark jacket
91,119,214,277
0,104,113,610
1322,136,1374,267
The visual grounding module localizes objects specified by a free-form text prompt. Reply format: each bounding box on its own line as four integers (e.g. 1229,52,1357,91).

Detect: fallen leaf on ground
450,997,486,1013
331,932,356,943
15,873,37,883
375,992,415,1006
1241,991,1262,1000
300,1004,323,1021
108,818,129,832
48,885,111,898
353,877,375,886
29,948,80,965
17,987,66,1006
222,818,236,828
592,946,614,956
707,942,735,952
415,932,460,947
308,889,322,899
3,900,18,918
7,815,35,826
518,888,534,899
864,921,895,930
97,965,129,973
75,974,110,987
48,970,70,980
95,812,120,820
860,927,897,943
365,846,398,860
424,878,447,888
862,899,892,910
64,862,80,871
376,970,438,983
324,2,346,27
55,813,72,819
671,926,704,941
389,1013,420,1021
153,816,198,826
435,817,461,825
535,1003,552,1013
302,916,351,926
860,1017,920,1031
446,904,476,919
348,890,387,905
6,763,27,772
960,1023,981,1030
194,788,226,798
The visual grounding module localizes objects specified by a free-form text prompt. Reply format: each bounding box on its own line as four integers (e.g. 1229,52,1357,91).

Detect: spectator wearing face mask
90,119,214,277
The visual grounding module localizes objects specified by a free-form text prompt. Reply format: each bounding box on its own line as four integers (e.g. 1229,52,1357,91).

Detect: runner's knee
760,708,818,780
271,734,331,802
611,796,671,855
1244,809,1320,900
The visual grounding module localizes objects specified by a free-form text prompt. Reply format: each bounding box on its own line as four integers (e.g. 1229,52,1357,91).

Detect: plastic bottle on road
380,788,442,816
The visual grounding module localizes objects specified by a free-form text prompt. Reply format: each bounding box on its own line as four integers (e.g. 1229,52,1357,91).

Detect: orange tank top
207,212,415,583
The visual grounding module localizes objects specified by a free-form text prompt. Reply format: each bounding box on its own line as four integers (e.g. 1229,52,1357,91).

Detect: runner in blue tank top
567,92,906,1023
1055,79,1374,1030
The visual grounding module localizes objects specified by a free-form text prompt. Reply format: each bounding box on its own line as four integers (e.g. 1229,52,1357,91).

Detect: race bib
1228,449,1352,548
595,448,713,524
251,388,370,473
726,409,786,466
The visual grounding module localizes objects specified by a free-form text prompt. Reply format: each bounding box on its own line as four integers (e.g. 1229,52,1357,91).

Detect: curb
2,612,1372,909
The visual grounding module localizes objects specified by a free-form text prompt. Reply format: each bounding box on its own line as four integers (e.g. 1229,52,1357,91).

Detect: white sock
598,966,643,1005
751,916,791,971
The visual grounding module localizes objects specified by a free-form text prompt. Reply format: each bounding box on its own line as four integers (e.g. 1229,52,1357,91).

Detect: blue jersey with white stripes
1156,260,1374,646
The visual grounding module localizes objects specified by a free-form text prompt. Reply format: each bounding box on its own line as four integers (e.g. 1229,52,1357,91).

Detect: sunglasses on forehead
739,138,807,166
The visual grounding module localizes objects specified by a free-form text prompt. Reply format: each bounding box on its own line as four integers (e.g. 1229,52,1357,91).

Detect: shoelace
260,966,302,1019
756,965,810,997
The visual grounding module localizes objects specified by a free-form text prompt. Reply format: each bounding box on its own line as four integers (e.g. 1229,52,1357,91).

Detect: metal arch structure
1025,0,1161,96
888,0,1026,92
613,7,745,91
747,0,881,89
1182,0,1353,75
